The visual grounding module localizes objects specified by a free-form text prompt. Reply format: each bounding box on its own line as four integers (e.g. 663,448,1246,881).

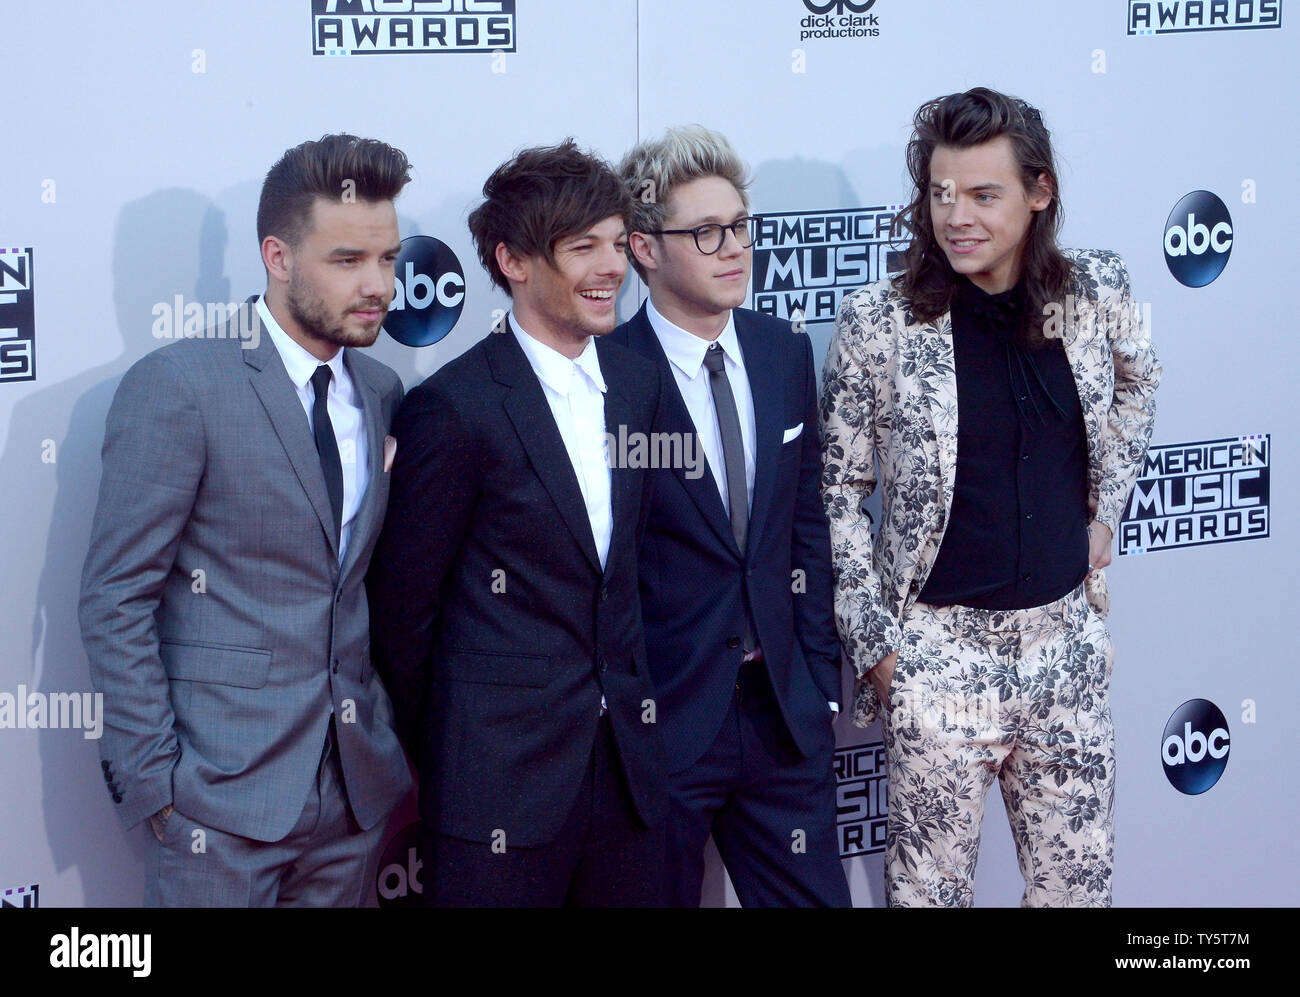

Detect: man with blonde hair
613,126,849,907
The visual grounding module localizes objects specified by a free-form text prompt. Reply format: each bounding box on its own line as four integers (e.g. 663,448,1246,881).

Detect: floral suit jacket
819,249,1162,727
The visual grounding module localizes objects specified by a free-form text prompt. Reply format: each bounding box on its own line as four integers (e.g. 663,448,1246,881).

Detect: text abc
1164,214,1232,257
391,262,465,312
1162,722,1229,766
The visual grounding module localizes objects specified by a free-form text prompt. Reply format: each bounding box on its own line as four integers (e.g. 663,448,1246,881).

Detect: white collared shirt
257,297,369,564
645,297,756,513
510,313,612,569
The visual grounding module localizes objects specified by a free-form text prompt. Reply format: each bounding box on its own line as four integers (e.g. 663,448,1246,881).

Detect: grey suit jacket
79,299,412,841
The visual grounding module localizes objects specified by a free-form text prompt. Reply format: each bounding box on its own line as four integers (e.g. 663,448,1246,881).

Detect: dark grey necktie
703,343,749,551
703,343,757,654
310,365,344,540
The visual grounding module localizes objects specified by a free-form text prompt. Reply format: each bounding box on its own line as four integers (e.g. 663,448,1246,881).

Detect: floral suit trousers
883,580,1114,907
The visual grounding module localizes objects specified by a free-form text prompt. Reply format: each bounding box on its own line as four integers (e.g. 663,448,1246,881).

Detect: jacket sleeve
78,350,205,829
819,294,899,727
1092,252,1162,535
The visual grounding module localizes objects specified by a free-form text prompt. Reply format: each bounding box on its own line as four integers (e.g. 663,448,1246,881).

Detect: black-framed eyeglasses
649,216,758,255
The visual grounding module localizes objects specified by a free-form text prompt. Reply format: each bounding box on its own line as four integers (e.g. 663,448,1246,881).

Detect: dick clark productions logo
803,0,877,10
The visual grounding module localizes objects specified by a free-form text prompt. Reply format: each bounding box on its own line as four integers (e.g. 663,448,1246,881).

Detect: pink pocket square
383,435,397,473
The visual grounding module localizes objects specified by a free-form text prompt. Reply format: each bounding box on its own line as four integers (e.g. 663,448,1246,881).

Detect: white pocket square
782,423,804,444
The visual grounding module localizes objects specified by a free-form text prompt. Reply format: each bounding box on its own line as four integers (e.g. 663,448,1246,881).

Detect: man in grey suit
79,134,414,906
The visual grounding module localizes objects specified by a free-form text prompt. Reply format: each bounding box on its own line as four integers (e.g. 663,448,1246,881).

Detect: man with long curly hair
820,88,1161,906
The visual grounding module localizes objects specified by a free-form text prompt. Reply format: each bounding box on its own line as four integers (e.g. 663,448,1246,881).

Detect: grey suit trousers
144,720,385,907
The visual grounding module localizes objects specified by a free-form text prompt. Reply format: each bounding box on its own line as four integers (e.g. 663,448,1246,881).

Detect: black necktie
310,365,344,541
703,343,748,552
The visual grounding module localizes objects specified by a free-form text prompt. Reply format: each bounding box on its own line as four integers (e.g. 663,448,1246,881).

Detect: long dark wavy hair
892,87,1075,348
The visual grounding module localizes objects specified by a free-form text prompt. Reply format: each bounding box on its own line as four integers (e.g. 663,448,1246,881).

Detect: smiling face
631,175,751,339
928,135,1051,295
265,196,401,359
500,214,628,357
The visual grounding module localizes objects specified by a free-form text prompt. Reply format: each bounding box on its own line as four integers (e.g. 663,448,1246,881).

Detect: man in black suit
612,126,849,906
367,140,667,906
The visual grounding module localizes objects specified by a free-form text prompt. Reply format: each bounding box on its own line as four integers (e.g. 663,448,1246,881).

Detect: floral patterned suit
820,249,1161,905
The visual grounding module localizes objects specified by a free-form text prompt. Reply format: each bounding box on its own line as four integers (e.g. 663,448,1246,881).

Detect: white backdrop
1,0,1296,907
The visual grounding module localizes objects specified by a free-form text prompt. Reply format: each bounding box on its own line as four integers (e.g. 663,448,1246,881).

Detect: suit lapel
243,302,340,562
624,306,740,559
914,308,960,521
597,340,637,581
491,323,602,575
338,350,385,581
1061,287,1108,504
734,311,783,559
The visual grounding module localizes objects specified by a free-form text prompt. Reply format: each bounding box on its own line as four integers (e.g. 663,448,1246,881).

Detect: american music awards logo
2,883,38,908
835,740,887,857
0,247,35,383
749,207,904,330
1127,0,1281,35
1118,435,1269,556
312,0,516,55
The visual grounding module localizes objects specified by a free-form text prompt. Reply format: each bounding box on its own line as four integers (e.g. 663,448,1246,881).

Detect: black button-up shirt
917,278,1089,610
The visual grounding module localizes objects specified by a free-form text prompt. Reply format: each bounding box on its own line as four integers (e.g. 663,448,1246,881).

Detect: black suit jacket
611,304,842,774
367,323,667,847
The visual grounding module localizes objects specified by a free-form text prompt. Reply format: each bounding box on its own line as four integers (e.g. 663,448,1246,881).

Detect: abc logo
1163,190,1233,288
1161,698,1230,795
384,235,465,348
374,821,423,907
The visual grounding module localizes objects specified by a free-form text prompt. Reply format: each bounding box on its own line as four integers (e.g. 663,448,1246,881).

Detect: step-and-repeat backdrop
2,0,1295,907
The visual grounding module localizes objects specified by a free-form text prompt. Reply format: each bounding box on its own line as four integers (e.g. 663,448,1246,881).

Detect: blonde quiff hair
617,125,752,280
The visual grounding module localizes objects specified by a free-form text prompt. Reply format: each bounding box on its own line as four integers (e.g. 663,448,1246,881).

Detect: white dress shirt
510,313,612,569
645,297,756,512
257,297,369,564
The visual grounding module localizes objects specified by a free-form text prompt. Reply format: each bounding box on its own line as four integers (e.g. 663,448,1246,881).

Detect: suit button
726,636,741,649
599,657,609,673
600,586,609,602
332,659,340,674
112,793,123,803
101,760,111,771
335,592,343,604
103,769,113,782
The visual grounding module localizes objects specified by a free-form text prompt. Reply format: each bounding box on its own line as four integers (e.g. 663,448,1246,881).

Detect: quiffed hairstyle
256,133,412,249
467,139,631,295
893,87,1074,347
617,125,751,280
